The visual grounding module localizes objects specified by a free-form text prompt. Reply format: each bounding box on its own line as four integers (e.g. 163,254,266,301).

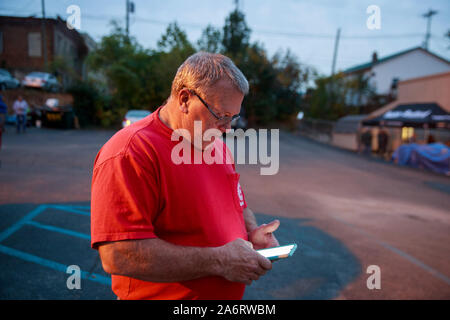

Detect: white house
342,47,450,106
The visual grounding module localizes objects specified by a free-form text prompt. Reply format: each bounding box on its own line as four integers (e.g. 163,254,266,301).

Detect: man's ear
178,89,190,114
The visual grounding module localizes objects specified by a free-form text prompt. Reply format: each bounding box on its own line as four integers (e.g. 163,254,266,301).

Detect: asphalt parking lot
0,126,449,299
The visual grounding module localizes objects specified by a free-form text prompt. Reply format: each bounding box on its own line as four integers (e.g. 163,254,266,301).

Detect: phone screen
256,244,297,260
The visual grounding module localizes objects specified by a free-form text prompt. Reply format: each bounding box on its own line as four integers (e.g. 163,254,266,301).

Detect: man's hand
214,238,272,285
248,220,280,250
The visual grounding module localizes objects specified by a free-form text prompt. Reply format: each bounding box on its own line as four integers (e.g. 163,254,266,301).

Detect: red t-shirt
91,106,248,300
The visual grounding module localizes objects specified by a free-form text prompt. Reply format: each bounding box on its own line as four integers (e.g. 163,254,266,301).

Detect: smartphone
256,244,298,261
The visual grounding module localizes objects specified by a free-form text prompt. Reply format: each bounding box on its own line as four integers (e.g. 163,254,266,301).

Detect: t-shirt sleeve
90,153,159,249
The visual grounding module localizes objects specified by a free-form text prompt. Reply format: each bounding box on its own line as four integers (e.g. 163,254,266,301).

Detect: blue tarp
392,143,450,175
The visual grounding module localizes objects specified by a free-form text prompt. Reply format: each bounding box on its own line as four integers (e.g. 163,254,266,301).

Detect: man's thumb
263,220,280,233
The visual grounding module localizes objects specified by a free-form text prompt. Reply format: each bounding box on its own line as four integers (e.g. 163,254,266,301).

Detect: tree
87,21,146,109
158,22,195,53
345,73,375,108
84,11,316,128
239,43,277,125
154,22,196,101
272,50,315,122
197,25,222,53
305,73,356,121
222,9,251,58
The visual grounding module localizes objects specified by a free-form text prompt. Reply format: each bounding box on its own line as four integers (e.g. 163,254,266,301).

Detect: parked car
0,69,20,90
22,72,61,92
122,109,152,128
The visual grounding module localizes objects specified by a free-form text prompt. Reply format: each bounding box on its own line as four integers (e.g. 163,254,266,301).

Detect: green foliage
158,22,195,54
48,56,79,88
222,9,251,59
197,25,222,53
67,81,105,127
304,71,377,121
81,11,315,128
87,21,195,116
305,73,356,121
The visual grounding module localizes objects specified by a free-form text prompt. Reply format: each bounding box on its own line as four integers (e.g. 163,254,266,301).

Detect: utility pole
422,8,438,50
126,0,129,37
328,28,341,112
331,28,341,76
41,0,48,69
125,0,135,38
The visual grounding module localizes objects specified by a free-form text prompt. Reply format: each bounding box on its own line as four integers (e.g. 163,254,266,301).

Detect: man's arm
98,237,272,285
243,207,259,233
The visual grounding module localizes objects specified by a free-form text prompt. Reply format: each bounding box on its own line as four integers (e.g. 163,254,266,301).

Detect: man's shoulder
93,115,162,170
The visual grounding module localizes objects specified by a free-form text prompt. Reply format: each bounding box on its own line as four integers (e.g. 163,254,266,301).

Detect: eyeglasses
189,89,240,126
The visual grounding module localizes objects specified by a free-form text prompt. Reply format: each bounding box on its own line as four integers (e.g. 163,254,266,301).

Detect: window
401,127,415,141
28,32,42,57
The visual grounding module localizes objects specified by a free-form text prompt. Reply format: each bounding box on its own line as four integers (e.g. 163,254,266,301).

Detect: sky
1,0,449,75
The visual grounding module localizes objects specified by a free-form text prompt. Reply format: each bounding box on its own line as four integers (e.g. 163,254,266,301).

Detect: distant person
356,128,362,153
0,94,7,134
377,127,389,157
13,96,28,134
0,94,6,153
408,132,417,144
361,128,372,156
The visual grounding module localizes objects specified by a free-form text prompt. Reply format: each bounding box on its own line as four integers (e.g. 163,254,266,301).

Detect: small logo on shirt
237,183,244,207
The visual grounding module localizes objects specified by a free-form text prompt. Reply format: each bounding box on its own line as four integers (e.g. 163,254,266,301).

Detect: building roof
362,102,450,128
343,47,450,74
334,114,368,133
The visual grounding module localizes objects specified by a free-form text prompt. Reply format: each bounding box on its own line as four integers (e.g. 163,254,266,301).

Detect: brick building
0,15,89,88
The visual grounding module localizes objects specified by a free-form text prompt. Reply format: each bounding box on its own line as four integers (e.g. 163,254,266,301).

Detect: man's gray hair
171,52,249,97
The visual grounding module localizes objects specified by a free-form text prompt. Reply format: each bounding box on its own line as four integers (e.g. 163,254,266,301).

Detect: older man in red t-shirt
91,52,280,300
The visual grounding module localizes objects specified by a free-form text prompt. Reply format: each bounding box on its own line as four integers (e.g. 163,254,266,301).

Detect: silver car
0,69,20,90
22,72,61,92
122,109,152,128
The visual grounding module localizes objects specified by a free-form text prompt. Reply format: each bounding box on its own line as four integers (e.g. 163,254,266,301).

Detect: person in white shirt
13,96,29,134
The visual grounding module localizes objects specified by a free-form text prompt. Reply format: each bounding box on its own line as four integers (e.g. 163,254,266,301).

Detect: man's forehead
209,80,242,100
206,78,240,96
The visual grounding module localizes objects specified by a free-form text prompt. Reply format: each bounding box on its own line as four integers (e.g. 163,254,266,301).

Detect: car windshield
28,72,49,79
126,110,151,118
0,69,10,77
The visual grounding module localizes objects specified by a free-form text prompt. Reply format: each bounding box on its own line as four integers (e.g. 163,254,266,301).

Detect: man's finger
257,255,273,270
262,220,280,234
254,265,268,276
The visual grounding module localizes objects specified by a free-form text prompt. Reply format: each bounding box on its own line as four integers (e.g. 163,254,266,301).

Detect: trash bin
42,108,74,129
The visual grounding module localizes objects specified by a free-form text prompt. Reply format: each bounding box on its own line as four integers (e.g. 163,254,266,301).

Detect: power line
0,10,439,41
81,13,428,40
